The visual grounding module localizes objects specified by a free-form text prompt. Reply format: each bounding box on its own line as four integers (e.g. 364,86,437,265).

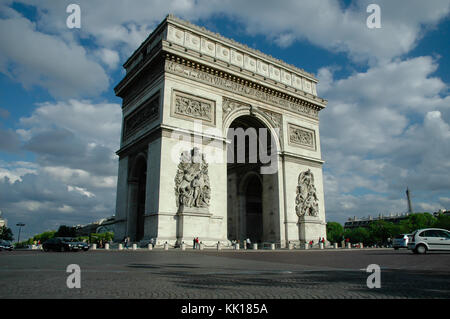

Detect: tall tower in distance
406,187,414,214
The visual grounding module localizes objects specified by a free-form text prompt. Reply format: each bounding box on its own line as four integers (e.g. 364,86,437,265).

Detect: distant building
74,216,116,236
344,209,448,230
344,213,411,230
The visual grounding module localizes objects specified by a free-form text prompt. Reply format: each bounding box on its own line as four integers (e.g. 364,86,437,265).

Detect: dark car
42,237,89,252
0,240,14,251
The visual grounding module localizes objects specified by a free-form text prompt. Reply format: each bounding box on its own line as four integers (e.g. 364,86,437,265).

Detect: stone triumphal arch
113,15,328,247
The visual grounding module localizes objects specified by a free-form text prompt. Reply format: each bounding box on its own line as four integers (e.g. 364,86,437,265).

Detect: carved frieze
122,61,164,107
123,93,159,142
296,169,319,218
171,90,216,126
288,123,316,150
174,147,211,210
165,60,320,120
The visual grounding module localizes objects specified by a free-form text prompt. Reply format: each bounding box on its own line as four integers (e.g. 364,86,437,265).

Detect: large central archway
226,114,280,245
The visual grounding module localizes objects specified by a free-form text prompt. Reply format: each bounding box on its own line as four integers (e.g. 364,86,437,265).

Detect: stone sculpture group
175,147,211,209
295,169,319,217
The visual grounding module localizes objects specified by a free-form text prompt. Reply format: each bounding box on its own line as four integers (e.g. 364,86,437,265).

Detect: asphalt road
1,248,449,299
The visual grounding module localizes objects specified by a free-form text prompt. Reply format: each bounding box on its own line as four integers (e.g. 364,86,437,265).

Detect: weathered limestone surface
113,15,327,247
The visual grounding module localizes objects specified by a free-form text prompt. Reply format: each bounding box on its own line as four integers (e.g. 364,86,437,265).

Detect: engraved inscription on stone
296,169,319,218
123,94,159,141
172,90,216,125
288,123,316,150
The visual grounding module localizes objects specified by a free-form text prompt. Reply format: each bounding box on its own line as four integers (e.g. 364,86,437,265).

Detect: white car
393,234,410,249
408,228,450,254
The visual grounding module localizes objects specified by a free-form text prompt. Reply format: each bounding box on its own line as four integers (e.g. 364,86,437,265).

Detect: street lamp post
16,223,25,243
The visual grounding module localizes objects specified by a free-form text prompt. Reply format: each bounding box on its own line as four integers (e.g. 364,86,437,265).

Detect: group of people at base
121,237,156,249
309,237,326,248
230,238,253,248
193,237,200,249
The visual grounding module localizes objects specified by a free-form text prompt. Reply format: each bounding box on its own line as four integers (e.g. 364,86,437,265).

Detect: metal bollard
304,243,309,250
92,244,97,250
270,243,275,250
164,242,169,250
217,242,221,250
132,243,137,250
181,243,186,251
148,243,153,250
118,243,123,250
105,243,110,250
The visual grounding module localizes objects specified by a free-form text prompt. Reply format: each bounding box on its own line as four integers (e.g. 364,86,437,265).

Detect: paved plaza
0,248,449,299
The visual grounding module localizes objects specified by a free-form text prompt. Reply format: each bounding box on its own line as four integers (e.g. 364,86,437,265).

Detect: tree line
327,212,450,246
12,225,114,248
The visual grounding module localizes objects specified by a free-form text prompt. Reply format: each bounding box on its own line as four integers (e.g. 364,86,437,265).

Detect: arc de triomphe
113,15,328,247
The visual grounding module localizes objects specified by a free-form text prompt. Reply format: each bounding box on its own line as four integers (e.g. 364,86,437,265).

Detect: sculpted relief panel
288,123,316,151
295,169,319,218
123,93,159,142
175,147,211,210
171,90,216,126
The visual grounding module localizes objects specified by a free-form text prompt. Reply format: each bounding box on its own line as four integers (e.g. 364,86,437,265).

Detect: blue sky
0,0,449,240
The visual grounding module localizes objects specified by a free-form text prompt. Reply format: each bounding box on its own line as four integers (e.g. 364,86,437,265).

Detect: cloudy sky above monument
0,0,449,239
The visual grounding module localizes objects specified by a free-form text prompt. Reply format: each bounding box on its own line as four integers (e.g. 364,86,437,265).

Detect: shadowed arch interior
129,155,147,242
227,115,278,244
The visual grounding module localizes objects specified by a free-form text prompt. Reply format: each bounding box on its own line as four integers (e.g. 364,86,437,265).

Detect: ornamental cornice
165,14,316,81
165,55,323,120
121,15,329,102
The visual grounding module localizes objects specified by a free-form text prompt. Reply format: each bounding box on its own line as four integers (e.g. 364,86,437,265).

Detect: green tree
33,231,56,243
433,214,450,231
368,220,400,245
399,213,437,233
0,225,14,241
326,222,344,243
89,232,114,244
344,227,371,245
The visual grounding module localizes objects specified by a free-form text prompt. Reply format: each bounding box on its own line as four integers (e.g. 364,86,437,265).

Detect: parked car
393,234,410,249
0,240,13,251
42,237,89,252
407,228,450,254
